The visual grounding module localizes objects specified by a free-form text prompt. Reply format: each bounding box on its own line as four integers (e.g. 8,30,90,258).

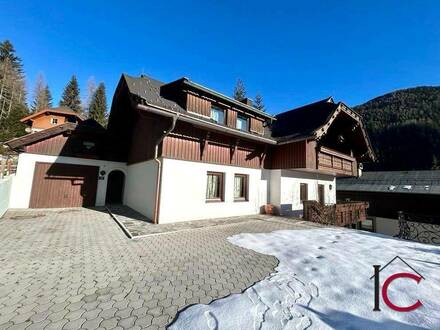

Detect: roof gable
20,107,84,123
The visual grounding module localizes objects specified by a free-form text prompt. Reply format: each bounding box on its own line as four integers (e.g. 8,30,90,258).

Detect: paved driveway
0,208,317,330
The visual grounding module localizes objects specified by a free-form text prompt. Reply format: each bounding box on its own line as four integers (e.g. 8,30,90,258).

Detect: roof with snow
337,170,440,195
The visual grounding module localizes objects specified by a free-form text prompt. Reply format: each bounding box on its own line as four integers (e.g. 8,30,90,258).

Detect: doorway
105,170,125,204
318,184,325,205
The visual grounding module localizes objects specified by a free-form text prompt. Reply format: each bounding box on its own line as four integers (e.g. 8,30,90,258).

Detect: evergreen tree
0,40,27,150
31,74,52,112
44,85,53,108
88,82,107,127
254,93,265,111
233,79,246,101
59,75,81,112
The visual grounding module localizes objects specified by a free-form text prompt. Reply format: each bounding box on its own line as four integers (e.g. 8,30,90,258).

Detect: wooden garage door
30,162,99,208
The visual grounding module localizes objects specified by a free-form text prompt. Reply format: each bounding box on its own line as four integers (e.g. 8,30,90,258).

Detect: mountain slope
354,86,440,171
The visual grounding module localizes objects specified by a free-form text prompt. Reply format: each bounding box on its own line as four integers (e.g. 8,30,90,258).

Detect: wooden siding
161,122,264,168
24,133,102,159
26,134,68,155
186,93,211,117
250,118,264,135
29,162,98,208
128,113,173,164
226,109,237,128
31,114,68,130
269,140,308,169
317,147,356,176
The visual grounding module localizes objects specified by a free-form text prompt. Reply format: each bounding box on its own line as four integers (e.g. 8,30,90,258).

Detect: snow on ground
170,228,440,329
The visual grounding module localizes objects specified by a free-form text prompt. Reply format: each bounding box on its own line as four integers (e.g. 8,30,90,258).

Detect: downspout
136,104,178,224
153,114,178,224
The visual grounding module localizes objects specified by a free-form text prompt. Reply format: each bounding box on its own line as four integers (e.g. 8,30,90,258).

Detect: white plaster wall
9,153,127,208
158,158,264,223
278,170,336,217
0,175,13,217
124,160,157,220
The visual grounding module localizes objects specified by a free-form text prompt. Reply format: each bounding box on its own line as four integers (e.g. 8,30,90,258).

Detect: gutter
136,104,178,224
136,103,276,145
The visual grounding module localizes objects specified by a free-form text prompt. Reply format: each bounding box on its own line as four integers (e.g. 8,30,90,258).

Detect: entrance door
105,170,125,204
30,162,99,208
318,184,325,205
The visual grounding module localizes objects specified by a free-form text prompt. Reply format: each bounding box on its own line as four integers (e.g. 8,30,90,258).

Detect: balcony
303,200,369,227
317,146,357,177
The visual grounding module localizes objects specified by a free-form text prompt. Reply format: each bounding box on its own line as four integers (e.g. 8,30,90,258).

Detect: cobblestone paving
0,208,318,329
106,205,312,238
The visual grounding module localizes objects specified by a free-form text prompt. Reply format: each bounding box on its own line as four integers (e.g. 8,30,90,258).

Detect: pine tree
88,82,107,127
59,75,81,112
0,40,27,148
233,79,246,101
31,74,52,112
44,85,53,108
254,93,265,111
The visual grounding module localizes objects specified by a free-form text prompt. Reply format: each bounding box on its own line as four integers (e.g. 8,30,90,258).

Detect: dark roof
20,107,85,123
337,171,440,195
123,74,185,114
5,119,104,150
122,74,275,141
271,97,339,140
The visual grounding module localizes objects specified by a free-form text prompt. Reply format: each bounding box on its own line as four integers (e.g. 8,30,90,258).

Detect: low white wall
0,175,13,217
374,216,400,236
124,160,157,220
278,170,336,217
158,158,264,223
9,153,127,208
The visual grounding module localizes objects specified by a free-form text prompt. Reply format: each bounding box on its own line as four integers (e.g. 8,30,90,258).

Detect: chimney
240,97,253,106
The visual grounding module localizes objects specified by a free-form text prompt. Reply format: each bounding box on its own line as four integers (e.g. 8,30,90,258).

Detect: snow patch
170,228,440,329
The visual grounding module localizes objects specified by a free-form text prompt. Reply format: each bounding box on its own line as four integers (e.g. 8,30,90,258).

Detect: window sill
206,199,224,203
234,198,248,202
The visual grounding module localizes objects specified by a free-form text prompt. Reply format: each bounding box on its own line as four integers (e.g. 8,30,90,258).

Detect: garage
29,162,99,208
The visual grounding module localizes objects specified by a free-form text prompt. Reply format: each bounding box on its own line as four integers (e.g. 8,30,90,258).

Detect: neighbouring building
337,171,440,235
4,74,374,224
20,107,84,133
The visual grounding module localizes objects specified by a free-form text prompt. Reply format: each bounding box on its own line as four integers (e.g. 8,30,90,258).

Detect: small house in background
337,171,440,235
20,107,84,133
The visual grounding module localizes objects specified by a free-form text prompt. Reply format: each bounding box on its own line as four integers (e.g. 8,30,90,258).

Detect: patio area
0,207,318,329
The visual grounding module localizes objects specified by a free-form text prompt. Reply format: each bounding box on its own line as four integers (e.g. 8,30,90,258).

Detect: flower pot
264,204,276,215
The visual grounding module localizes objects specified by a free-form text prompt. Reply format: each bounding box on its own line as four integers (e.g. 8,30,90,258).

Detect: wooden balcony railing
303,200,368,227
317,146,357,176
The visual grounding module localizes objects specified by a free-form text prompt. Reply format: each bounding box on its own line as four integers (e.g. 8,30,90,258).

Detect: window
234,174,248,201
210,106,225,124
51,118,58,125
300,183,308,202
206,172,224,201
236,115,248,131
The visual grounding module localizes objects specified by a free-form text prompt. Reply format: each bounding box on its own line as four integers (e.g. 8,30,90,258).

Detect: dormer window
210,106,225,124
51,118,58,125
236,114,248,131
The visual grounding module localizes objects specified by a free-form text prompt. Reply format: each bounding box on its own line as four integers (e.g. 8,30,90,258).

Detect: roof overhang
165,78,276,120
5,122,77,150
20,108,85,124
135,102,277,145
314,102,376,161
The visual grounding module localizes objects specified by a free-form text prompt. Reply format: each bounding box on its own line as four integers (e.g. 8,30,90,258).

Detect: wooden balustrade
303,200,368,227
317,146,357,176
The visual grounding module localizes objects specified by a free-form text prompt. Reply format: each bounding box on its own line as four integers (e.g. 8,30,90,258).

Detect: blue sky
1,1,440,115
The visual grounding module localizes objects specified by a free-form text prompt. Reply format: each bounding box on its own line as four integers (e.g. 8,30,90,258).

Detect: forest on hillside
354,87,440,171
